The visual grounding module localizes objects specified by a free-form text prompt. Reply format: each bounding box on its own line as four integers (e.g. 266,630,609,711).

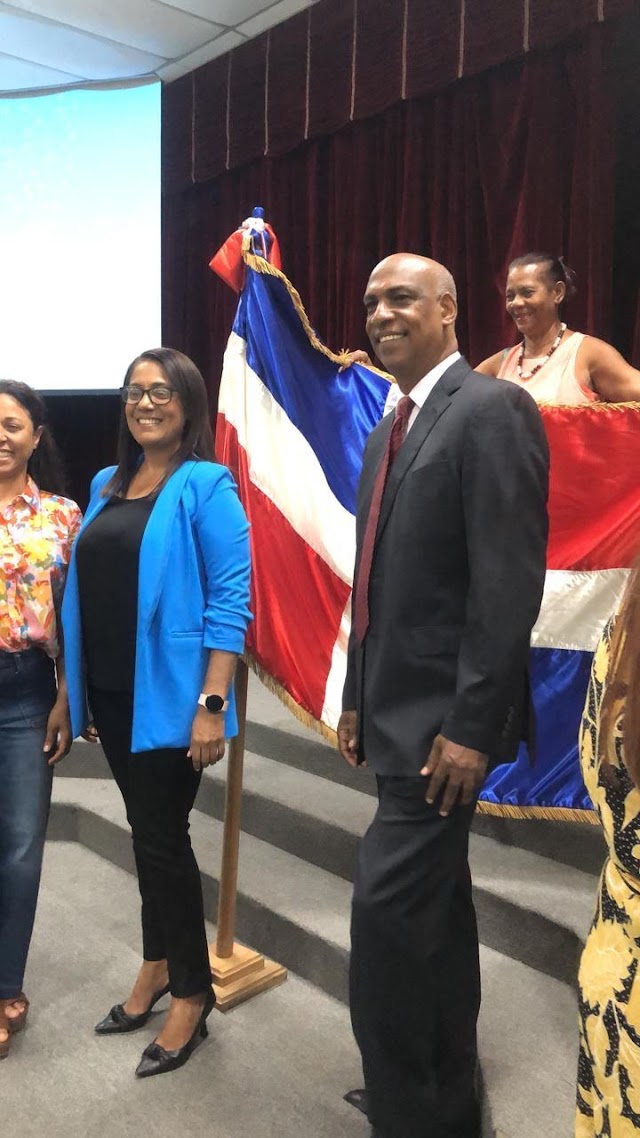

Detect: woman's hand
187,707,226,771
338,349,373,373
82,723,99,744
44,697,73,766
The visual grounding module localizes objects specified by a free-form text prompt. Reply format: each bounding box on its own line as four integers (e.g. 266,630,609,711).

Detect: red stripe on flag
542,404,640,570
217,413,350,720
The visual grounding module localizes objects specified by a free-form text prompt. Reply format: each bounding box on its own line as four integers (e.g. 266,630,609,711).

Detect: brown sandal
5,992,29,1034
0,1005,10,1059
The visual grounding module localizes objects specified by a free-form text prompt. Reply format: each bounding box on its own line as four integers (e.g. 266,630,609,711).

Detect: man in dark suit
338,254,549,1138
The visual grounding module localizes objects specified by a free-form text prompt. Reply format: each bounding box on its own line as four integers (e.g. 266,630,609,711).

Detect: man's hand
337,710,361,767
44,697,72,766
187,706,226,771
420,735,487,816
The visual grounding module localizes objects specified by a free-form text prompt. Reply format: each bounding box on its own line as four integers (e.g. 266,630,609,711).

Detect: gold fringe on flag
244,652,339,747
475,800,598,823
538,399,640,411
244,654,598,823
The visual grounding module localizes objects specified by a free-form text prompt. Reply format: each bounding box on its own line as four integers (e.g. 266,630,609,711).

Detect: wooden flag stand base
209,944,287,1012
209,658,288,1013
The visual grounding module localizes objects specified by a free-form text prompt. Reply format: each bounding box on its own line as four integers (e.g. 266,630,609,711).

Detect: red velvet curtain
162,26,619,405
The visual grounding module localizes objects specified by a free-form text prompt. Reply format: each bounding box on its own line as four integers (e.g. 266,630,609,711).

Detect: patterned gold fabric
577,621,640,1136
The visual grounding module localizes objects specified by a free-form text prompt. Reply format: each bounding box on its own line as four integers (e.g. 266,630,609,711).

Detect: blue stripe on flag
233,267,390,514
480,646,594,812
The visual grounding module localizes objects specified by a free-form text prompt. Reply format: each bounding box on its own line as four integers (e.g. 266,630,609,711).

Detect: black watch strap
198,693,229,714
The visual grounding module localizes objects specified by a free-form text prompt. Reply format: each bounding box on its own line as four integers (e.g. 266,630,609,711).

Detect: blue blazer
62,460,252,752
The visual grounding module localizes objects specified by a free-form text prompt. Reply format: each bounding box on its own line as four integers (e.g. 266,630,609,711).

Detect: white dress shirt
406,351,461,431
383,351,461,430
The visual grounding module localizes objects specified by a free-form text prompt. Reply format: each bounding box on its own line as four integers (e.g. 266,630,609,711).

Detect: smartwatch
198,693,229,714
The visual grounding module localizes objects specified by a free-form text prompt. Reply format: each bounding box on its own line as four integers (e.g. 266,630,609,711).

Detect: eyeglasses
120,384,175,406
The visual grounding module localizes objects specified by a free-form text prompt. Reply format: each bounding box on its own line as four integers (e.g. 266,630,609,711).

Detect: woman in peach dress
477,253,640,403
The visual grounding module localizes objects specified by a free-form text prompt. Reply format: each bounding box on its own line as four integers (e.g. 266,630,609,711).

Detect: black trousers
90,688,212,1000
350,777,480,1138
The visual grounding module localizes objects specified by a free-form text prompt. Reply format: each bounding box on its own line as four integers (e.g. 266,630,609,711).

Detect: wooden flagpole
208,657,287,1010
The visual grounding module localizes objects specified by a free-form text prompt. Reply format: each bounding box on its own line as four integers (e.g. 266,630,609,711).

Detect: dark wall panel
354,0,404,119
308,0,354,137
405,0,461,98
193,56,228,182
228,35,268,169
268,12,309,155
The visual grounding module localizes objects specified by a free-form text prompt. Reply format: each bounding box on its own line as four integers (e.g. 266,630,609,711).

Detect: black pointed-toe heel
94,983,171,1035
135,988,215,1078
344,1089,370,1118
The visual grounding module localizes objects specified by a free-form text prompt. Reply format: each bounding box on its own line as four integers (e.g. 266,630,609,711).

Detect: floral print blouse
0,477,82,657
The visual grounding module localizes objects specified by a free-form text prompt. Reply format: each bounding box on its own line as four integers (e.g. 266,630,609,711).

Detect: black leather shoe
344,1088,370,1119
135,989,215,1078
94,983,170,1035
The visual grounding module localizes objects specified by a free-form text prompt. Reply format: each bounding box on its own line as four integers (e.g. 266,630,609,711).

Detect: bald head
364,254,459,391
372,254,457,304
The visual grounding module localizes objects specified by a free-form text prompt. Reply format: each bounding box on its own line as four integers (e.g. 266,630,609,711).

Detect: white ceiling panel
0,7,165,80
0,0,316,94
0,52,82,89
160,0,258,20
187,0,288,23
3,1,225,58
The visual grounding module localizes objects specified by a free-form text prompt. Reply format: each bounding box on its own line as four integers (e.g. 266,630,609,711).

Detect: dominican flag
213,238,391,738
481,405,638,819
213,227,640,819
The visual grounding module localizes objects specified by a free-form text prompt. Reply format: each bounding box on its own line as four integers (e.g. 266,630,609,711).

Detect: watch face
205,694,225,713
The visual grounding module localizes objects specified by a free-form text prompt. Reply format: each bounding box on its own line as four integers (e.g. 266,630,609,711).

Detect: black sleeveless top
75,496,154,691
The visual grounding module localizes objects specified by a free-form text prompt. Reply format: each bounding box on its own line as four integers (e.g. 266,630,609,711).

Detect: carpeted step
56,738,597,992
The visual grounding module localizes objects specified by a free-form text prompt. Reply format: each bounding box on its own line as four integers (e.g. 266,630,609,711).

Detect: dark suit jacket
343,357,549,776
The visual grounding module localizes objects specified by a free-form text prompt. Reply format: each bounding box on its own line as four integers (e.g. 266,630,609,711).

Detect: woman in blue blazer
62,348,251,1078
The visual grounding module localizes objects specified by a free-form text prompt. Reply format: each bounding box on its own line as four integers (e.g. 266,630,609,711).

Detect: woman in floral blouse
0,380,81,1059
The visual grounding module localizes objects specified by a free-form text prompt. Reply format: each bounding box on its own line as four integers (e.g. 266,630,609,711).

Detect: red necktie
352,395,414,643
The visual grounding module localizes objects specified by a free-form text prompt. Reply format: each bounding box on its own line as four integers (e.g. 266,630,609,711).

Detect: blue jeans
0,648,56,1000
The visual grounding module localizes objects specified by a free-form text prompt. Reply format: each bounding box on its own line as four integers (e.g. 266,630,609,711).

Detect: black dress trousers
90,688,212,1000
350,776,480,1138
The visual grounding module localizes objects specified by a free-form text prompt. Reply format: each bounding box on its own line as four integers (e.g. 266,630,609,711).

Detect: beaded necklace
517,322,567,380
